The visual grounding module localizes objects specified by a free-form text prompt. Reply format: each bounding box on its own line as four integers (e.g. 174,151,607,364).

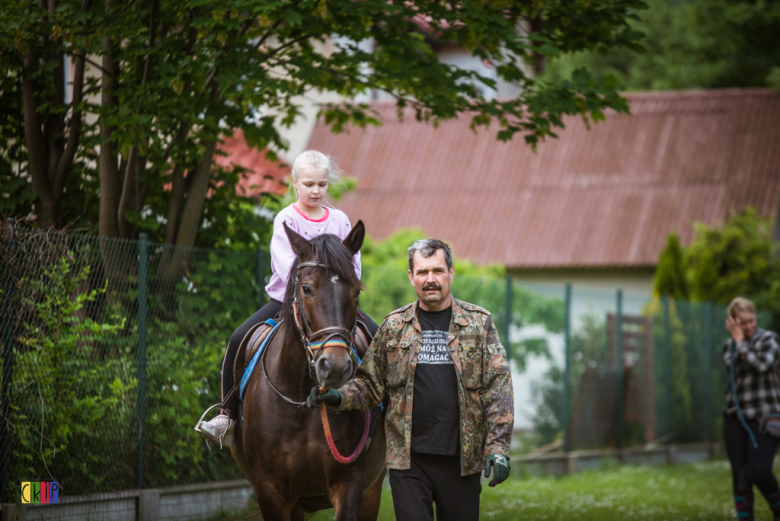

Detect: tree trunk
22,51,54,227
98,1,120,239
175,138,217,249
163,124,189,245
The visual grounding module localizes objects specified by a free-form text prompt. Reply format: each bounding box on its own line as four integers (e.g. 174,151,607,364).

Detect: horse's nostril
317,357,330,377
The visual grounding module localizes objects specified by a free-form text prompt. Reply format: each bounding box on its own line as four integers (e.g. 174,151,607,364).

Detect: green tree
654,233,689,299
652,208,780,330
2,0,646,248
542,0,780,91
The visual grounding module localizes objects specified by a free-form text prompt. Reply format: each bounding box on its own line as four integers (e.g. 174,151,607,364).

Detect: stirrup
194,403,233,450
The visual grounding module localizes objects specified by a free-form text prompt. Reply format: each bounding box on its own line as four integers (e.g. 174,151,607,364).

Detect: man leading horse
309,238,514,521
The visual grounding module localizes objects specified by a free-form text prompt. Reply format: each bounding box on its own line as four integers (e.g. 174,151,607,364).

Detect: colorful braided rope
321,404,370,464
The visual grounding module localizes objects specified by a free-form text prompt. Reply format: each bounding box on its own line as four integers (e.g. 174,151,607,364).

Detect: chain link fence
1,222,765,501
0,222,265,502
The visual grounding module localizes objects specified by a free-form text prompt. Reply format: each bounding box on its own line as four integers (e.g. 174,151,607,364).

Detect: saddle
222,316,374,420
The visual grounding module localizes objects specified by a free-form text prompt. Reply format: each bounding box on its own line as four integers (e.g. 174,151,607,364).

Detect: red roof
307,89,780,268
217,130,290,198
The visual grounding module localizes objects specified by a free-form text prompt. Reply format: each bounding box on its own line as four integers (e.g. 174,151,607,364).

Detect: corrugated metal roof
307,89,780,268
217,130,290,198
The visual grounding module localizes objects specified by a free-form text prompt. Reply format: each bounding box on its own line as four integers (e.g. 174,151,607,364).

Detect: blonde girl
195,150,378,446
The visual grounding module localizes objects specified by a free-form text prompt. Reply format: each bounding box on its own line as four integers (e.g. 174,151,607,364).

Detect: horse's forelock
279,233,363,332
311,234,362,288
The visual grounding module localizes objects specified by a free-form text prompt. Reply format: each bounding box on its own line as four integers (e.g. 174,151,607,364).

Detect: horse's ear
343,220,365,255
284,222,313,260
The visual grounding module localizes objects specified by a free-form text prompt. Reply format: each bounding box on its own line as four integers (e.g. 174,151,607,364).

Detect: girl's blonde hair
727,296,756,318
290,150,344,192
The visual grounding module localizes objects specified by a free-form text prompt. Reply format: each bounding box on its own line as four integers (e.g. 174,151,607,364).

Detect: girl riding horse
195,150,378,446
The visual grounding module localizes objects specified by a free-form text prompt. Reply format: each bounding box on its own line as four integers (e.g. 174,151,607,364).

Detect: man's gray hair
407,239,453,272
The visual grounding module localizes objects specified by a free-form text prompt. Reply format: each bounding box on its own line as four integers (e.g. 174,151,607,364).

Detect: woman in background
723,296,780,521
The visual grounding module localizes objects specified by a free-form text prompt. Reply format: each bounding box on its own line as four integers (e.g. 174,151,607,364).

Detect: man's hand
306,387,341,408
484,454,510,487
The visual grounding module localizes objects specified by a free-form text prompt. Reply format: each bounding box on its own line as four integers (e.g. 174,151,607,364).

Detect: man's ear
284,222,313,260
343,220,365,255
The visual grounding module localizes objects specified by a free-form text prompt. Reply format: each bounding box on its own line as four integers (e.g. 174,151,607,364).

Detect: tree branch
255,19,283,51
261,33,312,62
202,16,256,90
117,147,136,238
54,0,91,195
53,52,86,205
163,123,189,244
317,67,424,109
110,0,138,19
64,51,118,78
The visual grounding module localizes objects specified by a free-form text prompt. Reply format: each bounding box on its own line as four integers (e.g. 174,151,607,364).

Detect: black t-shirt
410,305,461,456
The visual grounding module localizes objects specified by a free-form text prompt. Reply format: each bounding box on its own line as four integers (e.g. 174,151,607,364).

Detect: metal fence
1,222,764,501
357,269,771,454
0,222,264,502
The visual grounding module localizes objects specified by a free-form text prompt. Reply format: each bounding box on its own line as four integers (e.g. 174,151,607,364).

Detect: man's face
408,249,454,311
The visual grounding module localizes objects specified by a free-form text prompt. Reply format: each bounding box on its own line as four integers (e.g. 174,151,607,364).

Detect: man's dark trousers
389,452,481,521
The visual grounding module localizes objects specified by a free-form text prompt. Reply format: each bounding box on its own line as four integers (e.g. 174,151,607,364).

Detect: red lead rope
321,404,370,464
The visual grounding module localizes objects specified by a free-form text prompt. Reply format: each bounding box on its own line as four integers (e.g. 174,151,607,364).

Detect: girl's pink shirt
265,203,361,302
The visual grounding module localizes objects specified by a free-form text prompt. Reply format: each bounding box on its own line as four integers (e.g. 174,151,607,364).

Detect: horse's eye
302,285,313,296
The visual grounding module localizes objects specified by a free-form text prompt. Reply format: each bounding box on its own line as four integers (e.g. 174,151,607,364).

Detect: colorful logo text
21,482,59,504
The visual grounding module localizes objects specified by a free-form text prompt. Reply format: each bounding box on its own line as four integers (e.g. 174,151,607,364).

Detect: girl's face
735,312,757,339
293,164,329,208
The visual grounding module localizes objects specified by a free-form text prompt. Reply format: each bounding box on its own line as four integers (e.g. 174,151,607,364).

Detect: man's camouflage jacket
336,296,514,476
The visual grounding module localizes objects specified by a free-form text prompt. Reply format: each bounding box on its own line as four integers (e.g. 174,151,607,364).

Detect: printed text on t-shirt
418,330,452,365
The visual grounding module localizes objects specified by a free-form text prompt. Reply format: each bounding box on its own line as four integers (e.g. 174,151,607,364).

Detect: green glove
306,387,341,408
484,454,510,487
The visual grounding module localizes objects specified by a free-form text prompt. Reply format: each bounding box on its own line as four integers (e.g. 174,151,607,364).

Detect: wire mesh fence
0,222,263,502
1,222,765,501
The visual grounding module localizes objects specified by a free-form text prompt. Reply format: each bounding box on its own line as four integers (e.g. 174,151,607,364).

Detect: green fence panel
1,223,775,500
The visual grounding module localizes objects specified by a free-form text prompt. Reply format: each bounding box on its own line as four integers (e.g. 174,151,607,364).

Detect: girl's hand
726,316,745,344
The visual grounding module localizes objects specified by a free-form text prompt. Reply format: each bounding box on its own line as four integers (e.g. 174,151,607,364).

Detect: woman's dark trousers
724,412,780,520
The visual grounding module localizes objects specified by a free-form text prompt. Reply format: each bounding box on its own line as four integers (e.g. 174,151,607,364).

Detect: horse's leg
328,467,365,521
357,468,386,521
254,478,294,521
291,506,306,521
229,423,254,483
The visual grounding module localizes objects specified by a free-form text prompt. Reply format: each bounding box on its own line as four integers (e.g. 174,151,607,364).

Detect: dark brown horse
230,221,386,521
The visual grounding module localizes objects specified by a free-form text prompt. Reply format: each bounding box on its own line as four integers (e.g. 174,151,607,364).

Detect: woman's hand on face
726,316,745,343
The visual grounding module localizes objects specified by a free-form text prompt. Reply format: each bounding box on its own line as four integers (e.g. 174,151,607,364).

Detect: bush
653,208,780,331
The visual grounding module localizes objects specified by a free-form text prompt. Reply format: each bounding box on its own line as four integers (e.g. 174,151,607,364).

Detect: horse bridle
292,261,357,365
259,260,359,408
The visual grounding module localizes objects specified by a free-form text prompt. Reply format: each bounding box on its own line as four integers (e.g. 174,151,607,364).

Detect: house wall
507,266,656,431
508,267,657,297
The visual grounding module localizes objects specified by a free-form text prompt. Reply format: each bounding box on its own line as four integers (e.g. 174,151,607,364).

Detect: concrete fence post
138,489,160,521
1,504,26,521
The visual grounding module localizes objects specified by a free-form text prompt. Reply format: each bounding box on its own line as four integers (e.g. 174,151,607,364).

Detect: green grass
209,459,779,520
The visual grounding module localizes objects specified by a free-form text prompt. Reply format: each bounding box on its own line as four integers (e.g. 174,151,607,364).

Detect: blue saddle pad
239,318,282,401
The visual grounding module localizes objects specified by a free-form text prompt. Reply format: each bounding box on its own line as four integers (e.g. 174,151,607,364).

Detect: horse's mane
279,233,363,335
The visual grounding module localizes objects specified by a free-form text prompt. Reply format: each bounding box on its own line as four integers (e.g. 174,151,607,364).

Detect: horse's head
283,220,365,390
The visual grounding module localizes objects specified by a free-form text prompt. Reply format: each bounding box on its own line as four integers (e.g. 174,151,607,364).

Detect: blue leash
239,319,282,401
729,340,759,448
